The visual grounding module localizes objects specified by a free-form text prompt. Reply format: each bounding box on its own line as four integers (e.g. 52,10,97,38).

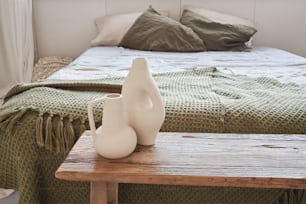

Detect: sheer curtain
0,0,34,199
0,0,34,99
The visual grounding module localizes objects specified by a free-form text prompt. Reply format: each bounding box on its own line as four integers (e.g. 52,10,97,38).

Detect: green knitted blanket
0,67,306,204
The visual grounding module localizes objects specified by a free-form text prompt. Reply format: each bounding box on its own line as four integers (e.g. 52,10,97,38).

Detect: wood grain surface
56,131,306,189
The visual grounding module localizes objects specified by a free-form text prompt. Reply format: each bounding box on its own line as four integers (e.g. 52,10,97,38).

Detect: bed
1,6,306,204
49,46,306,87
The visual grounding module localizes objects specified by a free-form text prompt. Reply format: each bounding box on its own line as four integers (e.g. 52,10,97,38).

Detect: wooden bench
55,131,306,204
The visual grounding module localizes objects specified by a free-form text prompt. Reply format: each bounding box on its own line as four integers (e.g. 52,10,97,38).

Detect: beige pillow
91,10,169,46
119,7,206,52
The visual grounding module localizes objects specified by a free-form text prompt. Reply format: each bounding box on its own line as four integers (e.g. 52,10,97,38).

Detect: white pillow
91,10,169,47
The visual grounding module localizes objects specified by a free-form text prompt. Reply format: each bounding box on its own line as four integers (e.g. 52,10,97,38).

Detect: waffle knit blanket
0,67,306,204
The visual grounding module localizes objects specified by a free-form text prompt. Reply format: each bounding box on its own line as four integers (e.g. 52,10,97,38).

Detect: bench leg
90,182,118,204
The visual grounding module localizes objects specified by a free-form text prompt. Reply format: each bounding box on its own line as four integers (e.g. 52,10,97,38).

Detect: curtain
0,0,34,99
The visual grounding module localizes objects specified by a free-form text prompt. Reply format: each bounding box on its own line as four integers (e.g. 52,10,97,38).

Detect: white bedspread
49,46,306,87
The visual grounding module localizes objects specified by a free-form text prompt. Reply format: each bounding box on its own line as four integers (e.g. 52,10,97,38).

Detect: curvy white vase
88,93,137,159
122,58,165,146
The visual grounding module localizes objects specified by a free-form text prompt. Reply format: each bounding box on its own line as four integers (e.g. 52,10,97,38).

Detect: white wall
33,0,306,58
33,0,105,58
254,0,306,57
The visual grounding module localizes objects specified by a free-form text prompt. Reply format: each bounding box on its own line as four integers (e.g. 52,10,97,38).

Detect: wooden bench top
56,131,306,189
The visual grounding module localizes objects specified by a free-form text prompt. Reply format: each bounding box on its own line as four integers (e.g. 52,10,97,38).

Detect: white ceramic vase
122,58,165,146
88,93,137,159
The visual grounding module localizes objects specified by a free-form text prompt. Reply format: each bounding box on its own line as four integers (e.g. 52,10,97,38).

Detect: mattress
49,46,306,87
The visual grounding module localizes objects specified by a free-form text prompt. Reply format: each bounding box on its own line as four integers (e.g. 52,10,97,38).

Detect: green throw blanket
0,67,306,204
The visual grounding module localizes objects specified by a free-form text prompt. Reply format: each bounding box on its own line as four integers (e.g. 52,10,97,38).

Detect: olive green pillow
119,7,206,52
180,9,257,51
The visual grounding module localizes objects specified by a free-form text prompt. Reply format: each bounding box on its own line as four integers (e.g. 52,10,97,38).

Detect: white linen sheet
49,46,306,87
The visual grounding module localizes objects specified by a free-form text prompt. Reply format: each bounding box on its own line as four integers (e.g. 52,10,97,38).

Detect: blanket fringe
45,116,53,151
37,115,82,153
34,116,78,153
36,114,44,147
0,109,85,153
64,119,75,151
56,118,65,152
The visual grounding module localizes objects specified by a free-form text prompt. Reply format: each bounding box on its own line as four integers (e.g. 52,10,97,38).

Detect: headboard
33,0,306,58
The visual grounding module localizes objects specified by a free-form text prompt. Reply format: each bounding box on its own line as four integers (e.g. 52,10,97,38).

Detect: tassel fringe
1,108,85,153
45,116,53,151
56,118,65,151
64,119,75,150
36,114,44,147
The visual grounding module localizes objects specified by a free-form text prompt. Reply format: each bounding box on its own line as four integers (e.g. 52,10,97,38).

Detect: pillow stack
91,9,170,47
119,7,205,52
91,6,257,52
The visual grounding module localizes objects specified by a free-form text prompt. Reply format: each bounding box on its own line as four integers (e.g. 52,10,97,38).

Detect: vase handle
144,79,164,112
87,95,107,137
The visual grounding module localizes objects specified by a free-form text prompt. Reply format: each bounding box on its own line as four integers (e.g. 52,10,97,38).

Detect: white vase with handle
88,93,137,159
122,58,165,146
